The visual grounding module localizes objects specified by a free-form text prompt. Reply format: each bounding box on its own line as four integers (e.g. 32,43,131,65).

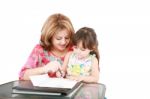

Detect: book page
29,74,77,89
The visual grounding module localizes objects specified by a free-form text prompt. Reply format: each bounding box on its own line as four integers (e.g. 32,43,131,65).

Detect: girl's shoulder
88,54,98,64
92,56,98,62
91,55,99,66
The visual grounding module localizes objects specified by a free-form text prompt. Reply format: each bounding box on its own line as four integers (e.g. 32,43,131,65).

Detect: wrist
42,65,48,74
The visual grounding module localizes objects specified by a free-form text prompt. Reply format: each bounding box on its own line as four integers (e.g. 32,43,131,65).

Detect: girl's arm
81,57,99,83
67,57,99,83
61,52,72,71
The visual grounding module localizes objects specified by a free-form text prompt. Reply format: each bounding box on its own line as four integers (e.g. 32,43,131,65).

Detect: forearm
22,61,61,80
67,75,99,83
22,66,45,80
80,76,99,83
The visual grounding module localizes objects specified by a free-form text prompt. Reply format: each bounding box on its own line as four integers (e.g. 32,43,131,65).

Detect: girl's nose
76,49,81,54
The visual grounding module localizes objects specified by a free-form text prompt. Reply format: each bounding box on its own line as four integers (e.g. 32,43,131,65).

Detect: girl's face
52,29,70,52
73,41,91,59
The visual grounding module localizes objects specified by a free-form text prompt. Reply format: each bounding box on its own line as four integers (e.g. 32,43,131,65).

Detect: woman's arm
23,61,61,80
19,45,61,80
22,66,46,80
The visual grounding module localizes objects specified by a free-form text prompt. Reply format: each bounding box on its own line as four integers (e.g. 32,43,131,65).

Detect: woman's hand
44,61,61,73
56,70,65,78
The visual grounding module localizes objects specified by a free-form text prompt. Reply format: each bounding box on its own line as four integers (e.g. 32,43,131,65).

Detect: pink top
19,44,72,80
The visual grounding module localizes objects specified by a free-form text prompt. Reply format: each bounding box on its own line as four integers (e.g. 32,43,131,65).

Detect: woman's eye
65,37,69,40
56,37,61,40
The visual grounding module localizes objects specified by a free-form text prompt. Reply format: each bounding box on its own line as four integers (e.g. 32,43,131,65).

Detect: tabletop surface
0,81,106,99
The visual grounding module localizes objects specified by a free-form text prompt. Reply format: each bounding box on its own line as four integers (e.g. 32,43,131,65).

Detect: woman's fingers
44,61,61,73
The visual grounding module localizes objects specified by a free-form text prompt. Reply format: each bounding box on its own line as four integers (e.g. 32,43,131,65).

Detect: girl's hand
44,61,61,73
66,76,83,81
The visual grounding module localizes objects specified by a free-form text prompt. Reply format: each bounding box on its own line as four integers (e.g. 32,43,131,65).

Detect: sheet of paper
29,74,77,89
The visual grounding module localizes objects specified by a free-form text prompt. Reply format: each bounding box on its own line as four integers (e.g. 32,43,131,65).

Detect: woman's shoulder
34,44,43,49
32,44,45,53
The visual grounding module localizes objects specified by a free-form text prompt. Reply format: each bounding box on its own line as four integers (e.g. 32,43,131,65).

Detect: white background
0,0,150,99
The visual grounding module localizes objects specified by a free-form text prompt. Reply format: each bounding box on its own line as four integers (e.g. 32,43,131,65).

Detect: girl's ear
72,46,77,51
73,46,77,49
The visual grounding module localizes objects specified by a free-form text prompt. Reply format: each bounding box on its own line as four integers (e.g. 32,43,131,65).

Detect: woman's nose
61,39,66,44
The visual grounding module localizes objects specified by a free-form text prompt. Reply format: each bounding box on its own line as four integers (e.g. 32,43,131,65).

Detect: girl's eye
81,49,85,51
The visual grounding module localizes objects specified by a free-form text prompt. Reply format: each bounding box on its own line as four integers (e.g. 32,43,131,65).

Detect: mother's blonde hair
40,13,75,51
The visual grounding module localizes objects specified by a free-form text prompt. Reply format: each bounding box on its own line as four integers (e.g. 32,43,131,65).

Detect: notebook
29,74,78,89
12,80,83,96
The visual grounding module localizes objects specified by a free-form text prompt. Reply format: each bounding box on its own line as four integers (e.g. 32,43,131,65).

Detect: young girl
57,27,100,83
19,13,75,80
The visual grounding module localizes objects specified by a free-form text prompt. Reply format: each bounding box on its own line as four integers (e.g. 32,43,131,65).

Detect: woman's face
52,29,70,52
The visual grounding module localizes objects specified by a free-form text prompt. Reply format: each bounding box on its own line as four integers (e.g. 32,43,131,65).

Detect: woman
19,13,75,80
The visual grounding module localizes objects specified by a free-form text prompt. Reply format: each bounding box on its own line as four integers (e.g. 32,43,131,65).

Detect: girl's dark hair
73,27,100,62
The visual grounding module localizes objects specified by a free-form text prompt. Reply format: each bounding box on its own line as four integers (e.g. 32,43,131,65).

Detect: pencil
58,69,63,78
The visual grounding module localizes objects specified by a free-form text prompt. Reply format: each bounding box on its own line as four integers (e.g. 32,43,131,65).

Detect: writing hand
56,69,65,78
44,61,61,73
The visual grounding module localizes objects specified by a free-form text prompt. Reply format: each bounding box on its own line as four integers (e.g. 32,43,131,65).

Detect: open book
12,74,83,95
